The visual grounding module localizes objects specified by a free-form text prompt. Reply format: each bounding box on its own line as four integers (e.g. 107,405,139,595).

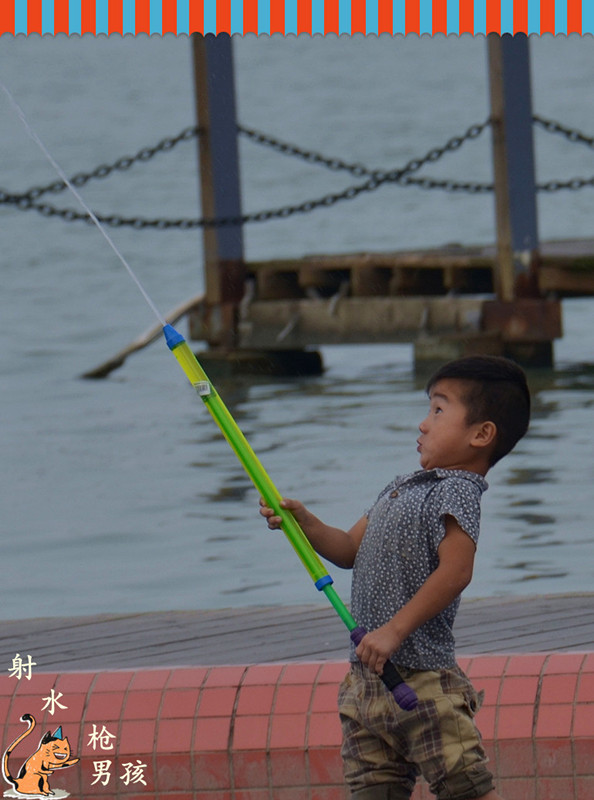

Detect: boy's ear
471,421,497,449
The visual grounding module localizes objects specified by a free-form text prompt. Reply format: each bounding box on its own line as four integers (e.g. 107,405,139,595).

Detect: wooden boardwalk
2,594,593,673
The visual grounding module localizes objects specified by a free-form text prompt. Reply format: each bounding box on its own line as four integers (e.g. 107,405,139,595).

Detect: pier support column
484,33,560,367
488,33,540,301
191,33,245,350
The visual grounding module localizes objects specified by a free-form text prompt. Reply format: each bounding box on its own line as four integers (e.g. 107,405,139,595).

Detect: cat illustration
2,714,79,797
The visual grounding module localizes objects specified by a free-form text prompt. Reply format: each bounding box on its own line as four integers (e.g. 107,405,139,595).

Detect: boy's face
417,378,489,472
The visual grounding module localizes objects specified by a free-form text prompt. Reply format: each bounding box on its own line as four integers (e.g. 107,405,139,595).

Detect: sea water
1,34,593,620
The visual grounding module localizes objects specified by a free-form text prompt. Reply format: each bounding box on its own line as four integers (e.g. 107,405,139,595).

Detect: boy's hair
426,355,531,466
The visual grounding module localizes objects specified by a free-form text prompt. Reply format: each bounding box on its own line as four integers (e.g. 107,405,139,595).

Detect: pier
185,34,594,371
5,36,594,376
188,235,593,369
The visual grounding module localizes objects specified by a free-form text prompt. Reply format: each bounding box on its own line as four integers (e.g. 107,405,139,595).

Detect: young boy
260,355,531,800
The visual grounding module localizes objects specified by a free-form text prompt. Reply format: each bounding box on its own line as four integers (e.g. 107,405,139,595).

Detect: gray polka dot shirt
350,468,488,670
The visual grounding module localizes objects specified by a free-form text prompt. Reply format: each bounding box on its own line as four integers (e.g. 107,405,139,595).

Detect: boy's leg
338,665,419,799
338,663,499,800
402,666,496,800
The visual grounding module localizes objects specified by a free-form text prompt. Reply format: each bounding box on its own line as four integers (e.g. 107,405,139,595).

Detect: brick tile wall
1,653,592,799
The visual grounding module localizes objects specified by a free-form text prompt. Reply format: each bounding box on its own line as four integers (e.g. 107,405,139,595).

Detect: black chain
533,114,594,150
2,114,594,229
0,120,492,228
241,118,594,195
238,125,373,178
239,121,495,193
11,126,201,202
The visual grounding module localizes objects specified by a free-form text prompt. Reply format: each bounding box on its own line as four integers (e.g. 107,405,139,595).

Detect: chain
2,115,594,229
238,125,372,178
0,120,492,228
11,126,200,202
533,114,594,150
242,117,594,195
239,121,495,193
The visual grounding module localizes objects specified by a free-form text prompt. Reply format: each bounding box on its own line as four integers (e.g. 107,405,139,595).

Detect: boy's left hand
355,622,403,676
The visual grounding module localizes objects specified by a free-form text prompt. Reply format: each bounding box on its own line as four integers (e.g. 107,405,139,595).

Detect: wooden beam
192,34,245,348
488,34,540,300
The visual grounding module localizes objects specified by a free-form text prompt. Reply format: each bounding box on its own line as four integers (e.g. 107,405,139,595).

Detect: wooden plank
242,238,594,304
539,265,594,296
81,292,205,379
240,296,487,349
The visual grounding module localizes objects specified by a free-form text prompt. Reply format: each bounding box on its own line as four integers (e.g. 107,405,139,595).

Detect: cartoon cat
2,714,79,797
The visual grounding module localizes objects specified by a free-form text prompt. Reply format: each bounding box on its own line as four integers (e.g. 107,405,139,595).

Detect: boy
260,355,530,800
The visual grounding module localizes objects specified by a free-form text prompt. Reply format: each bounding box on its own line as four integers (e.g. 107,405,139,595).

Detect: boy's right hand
259,497,305,530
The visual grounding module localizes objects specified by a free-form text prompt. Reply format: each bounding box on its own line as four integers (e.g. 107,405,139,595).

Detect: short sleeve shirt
350,468,488,670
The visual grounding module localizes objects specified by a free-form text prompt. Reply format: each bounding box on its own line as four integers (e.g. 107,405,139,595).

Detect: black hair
426,355,531,466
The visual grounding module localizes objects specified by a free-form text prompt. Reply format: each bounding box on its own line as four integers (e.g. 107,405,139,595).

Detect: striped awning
0,1,589,37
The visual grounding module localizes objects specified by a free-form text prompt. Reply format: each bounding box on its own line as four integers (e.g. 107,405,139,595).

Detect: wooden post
191,33,245,349
487,33,540,301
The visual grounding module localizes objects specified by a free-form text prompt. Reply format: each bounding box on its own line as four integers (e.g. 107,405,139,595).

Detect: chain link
2,114,594,229
533,114,594,150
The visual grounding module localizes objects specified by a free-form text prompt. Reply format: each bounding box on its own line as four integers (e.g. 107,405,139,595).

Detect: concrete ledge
2,654,593,800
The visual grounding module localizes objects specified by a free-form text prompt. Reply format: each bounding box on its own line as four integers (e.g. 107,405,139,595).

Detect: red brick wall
2,654,593,799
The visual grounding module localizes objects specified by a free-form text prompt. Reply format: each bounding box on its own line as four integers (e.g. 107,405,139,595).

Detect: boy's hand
355,621,404,676
259,497,306,530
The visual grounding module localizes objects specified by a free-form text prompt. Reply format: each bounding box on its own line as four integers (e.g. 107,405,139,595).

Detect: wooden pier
188,236,594,367
3,593,593,673
188,35,594,370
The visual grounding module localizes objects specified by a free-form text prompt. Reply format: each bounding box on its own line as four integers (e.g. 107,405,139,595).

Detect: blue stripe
150,0,162,33
285,0,298,34
474,0,485,34
96,0,109,34
447,0,458,34
69,0,81,34
500,0,513,33
122,0,135,33
204,0,216,32
584,0,594,33
231,0,243,33
393,0,405,33
366,0,377,34
16,0,27,34
312,0,324,34
259,0,270,33
42,0,54,34
339,0,350,33
419,0,431,33
555,0,567,34
177,0,189,33
527,0,540,33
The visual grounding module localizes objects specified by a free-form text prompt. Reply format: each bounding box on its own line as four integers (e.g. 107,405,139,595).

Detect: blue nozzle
163,324,185,350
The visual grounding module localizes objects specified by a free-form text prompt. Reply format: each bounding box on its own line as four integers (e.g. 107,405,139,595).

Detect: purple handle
350,626,418,711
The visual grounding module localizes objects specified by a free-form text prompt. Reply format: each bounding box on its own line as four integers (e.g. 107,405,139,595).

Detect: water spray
2,83,417,711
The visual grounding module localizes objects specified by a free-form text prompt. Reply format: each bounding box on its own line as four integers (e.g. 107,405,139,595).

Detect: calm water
1,35,594,621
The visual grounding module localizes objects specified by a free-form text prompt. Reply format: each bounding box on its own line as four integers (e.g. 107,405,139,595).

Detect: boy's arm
260,497,367,569
355,514,475,675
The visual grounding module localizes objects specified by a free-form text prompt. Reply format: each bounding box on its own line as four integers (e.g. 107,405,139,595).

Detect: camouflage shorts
338,662,494,800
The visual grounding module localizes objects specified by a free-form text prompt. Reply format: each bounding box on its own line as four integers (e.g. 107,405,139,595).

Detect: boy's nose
418,417,429,433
